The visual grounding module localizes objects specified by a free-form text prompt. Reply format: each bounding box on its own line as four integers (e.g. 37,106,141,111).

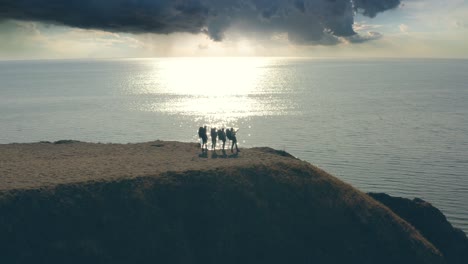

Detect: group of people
198,126,239,153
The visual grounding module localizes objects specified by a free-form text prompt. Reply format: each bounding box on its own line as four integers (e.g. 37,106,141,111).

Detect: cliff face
369,193,468,264
0,142,450,263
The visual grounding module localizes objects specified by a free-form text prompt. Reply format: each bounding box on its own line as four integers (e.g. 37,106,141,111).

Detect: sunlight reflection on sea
1,58,467,233
125,58,298,126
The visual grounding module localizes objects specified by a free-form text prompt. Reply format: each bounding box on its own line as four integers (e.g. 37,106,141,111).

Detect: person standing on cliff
210,127,218,150
230,127,240,153
198,126,208,151
217,128,227,150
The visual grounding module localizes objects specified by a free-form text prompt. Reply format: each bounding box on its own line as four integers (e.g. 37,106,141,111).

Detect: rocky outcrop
369,193,468,264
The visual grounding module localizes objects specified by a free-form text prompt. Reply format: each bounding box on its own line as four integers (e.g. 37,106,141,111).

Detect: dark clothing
231,130,239,152
199,126,208,150
211,129,217,141
217,130,225,141
199,127,208,143
221,132,226,149
226,129,232,141
211,129,217,150
198,127,204,138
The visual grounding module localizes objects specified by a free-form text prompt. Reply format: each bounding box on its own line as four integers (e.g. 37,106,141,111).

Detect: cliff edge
0,141,453,263
369,193,468,264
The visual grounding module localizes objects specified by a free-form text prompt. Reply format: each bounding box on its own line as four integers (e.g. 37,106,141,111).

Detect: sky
0,0,467,59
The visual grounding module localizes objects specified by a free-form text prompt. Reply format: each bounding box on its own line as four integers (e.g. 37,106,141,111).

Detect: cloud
454,20,468,29
0,20,48,58
0,20,149,59
353,22,383,32
0,0,401,45
345,31,383,43
198,43,209,50
353,0,401,18
399,23,409,33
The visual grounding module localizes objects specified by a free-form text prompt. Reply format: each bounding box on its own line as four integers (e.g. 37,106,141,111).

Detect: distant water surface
1,58,467,233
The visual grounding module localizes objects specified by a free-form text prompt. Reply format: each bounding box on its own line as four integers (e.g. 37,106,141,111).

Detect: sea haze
1,58,467,233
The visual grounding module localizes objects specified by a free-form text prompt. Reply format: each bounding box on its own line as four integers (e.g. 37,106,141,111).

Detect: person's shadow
221,149,228,158
198,149,234,159
198,151,208,158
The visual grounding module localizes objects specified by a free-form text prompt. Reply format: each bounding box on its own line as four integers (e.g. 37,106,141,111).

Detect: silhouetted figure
211,127,217,150
230,127,240,153
198,126,208,151
217,128,227,150
226,128,232,144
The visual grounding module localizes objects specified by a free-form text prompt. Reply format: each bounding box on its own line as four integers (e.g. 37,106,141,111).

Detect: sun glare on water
131,57,290,127
157,57,266,96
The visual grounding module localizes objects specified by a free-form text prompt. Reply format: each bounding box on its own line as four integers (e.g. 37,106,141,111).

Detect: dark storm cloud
294,1,306,13
0,0,401,45
353,0,402,18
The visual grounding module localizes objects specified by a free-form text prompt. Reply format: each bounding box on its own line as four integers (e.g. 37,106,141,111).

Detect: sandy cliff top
0,141,298,190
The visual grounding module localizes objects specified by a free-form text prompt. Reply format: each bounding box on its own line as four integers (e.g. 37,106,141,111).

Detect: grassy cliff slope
0,142,444,263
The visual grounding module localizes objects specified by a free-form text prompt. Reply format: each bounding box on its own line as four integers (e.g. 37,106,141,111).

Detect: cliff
0,141,457,263
369,193,468,264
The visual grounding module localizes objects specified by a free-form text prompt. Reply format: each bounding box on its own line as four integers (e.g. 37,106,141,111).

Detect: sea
1,57,467,233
